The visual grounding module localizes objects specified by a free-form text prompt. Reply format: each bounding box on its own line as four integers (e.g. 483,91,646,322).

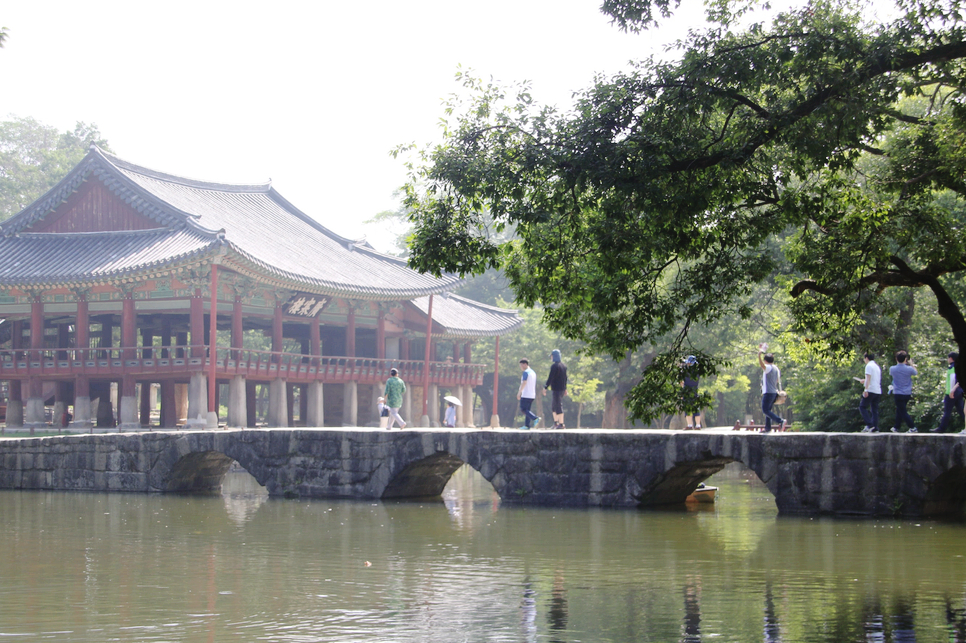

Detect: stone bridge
1,429,965,518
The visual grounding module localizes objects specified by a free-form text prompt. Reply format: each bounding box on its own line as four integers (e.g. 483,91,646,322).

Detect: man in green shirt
384,368,407,430
933,352,964,433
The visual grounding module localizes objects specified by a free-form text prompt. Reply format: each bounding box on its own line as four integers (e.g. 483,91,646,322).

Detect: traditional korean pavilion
0,146,521,430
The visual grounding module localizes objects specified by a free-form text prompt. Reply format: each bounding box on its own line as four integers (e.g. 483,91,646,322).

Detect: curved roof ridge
222,242,459,299
95,146,272,193
13,227,190,239
444,292,519,314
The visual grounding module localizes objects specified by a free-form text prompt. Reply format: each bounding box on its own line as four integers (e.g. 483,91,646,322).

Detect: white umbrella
443,395,463,407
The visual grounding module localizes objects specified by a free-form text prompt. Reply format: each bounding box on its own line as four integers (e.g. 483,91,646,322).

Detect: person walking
889,351,918,433
545,349,568,430
681,355,701,430
757,344,785,433
383,368,407,430
377,396,390,429
857,352,882,432
933,352,965,433
444,401,457,428
517,358,541,430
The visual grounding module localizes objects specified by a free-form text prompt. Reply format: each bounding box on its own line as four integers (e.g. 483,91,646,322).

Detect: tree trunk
894,290,916,352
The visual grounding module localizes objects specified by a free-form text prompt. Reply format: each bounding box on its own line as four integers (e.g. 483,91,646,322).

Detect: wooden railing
0,347,486,386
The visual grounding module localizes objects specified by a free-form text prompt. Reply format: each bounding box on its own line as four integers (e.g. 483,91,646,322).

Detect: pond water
1,462,965,642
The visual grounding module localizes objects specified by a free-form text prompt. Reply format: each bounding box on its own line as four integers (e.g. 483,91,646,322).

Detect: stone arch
637,456,736,506
380,440,508,501
164,450,236,493
150,433,275,496
922,465,966,517
381,452,470,499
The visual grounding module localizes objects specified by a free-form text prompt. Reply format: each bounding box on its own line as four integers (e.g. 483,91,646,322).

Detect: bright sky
2,1,694,251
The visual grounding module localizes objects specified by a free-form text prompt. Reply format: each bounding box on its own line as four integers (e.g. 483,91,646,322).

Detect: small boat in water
686,483,717,503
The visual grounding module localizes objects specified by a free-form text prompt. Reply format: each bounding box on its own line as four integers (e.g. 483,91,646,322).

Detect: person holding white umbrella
443,395,462,428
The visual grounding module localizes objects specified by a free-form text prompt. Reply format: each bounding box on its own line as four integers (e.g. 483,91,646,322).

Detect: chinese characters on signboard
285,295,328,317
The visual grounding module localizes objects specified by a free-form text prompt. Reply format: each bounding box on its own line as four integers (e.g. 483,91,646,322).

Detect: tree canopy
0,116,110,220
399,0,966,421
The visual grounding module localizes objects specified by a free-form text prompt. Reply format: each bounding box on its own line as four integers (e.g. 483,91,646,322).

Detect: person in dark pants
681,355,701,429
857,352,882,432
889,350,918,433
517,358,540,430
757,344,785,433
933,351,965,433
544,349,568,430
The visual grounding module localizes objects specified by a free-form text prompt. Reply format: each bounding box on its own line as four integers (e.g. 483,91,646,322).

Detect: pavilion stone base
69,396,94,430
490,414,500,429
185,373,209,429
5,401,23,428
227,375,247,428
342,381,357,426
305,381,323,427
52,401,66,428
118,394,139,430
268,378,288,428
25,397,45,429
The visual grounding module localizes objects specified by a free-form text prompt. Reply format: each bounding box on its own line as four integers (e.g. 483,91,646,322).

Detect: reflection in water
221,462,268,525
893,598,917,642
864,599,886,642
947,599,966,642
764,583,782,642
548,570,568,643
1,462,966,641
682,578,701,642
521,579,538,643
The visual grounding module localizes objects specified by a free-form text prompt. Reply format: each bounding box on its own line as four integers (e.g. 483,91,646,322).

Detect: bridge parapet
0,430,964,518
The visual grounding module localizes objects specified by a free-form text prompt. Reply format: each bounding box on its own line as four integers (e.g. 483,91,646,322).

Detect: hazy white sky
2,1,693,250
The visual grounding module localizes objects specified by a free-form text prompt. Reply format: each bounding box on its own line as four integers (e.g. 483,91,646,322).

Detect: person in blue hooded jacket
681,355,701,429
545,349,569,430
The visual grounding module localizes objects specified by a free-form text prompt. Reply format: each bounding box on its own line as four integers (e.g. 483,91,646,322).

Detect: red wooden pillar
29,296,44,402
75,376,89,407
346,306,356,358
190,287,205,359
57,324,70,360
400,336,410,361
160,380,176,428
311,314,321,367
272,297,284,362
99,319,113,358
12,320,23,359
208,264,218,414
376,309,386,360
232,292,243,360
30,296,43,352
121,289,136,361
140,330,154,428
464,342,471,365
492,335,500,423
161,318,172,359
75,295,89,362
9,320,22,407
421,294,434,419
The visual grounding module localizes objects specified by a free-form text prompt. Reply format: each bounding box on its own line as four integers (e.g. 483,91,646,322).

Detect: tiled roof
0,228,216,288
409,293,523,338
0,147,461,299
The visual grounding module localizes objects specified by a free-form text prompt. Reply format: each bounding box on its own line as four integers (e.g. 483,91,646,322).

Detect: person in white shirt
857,352,882,432
517,358,541,430
757,345,785,432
